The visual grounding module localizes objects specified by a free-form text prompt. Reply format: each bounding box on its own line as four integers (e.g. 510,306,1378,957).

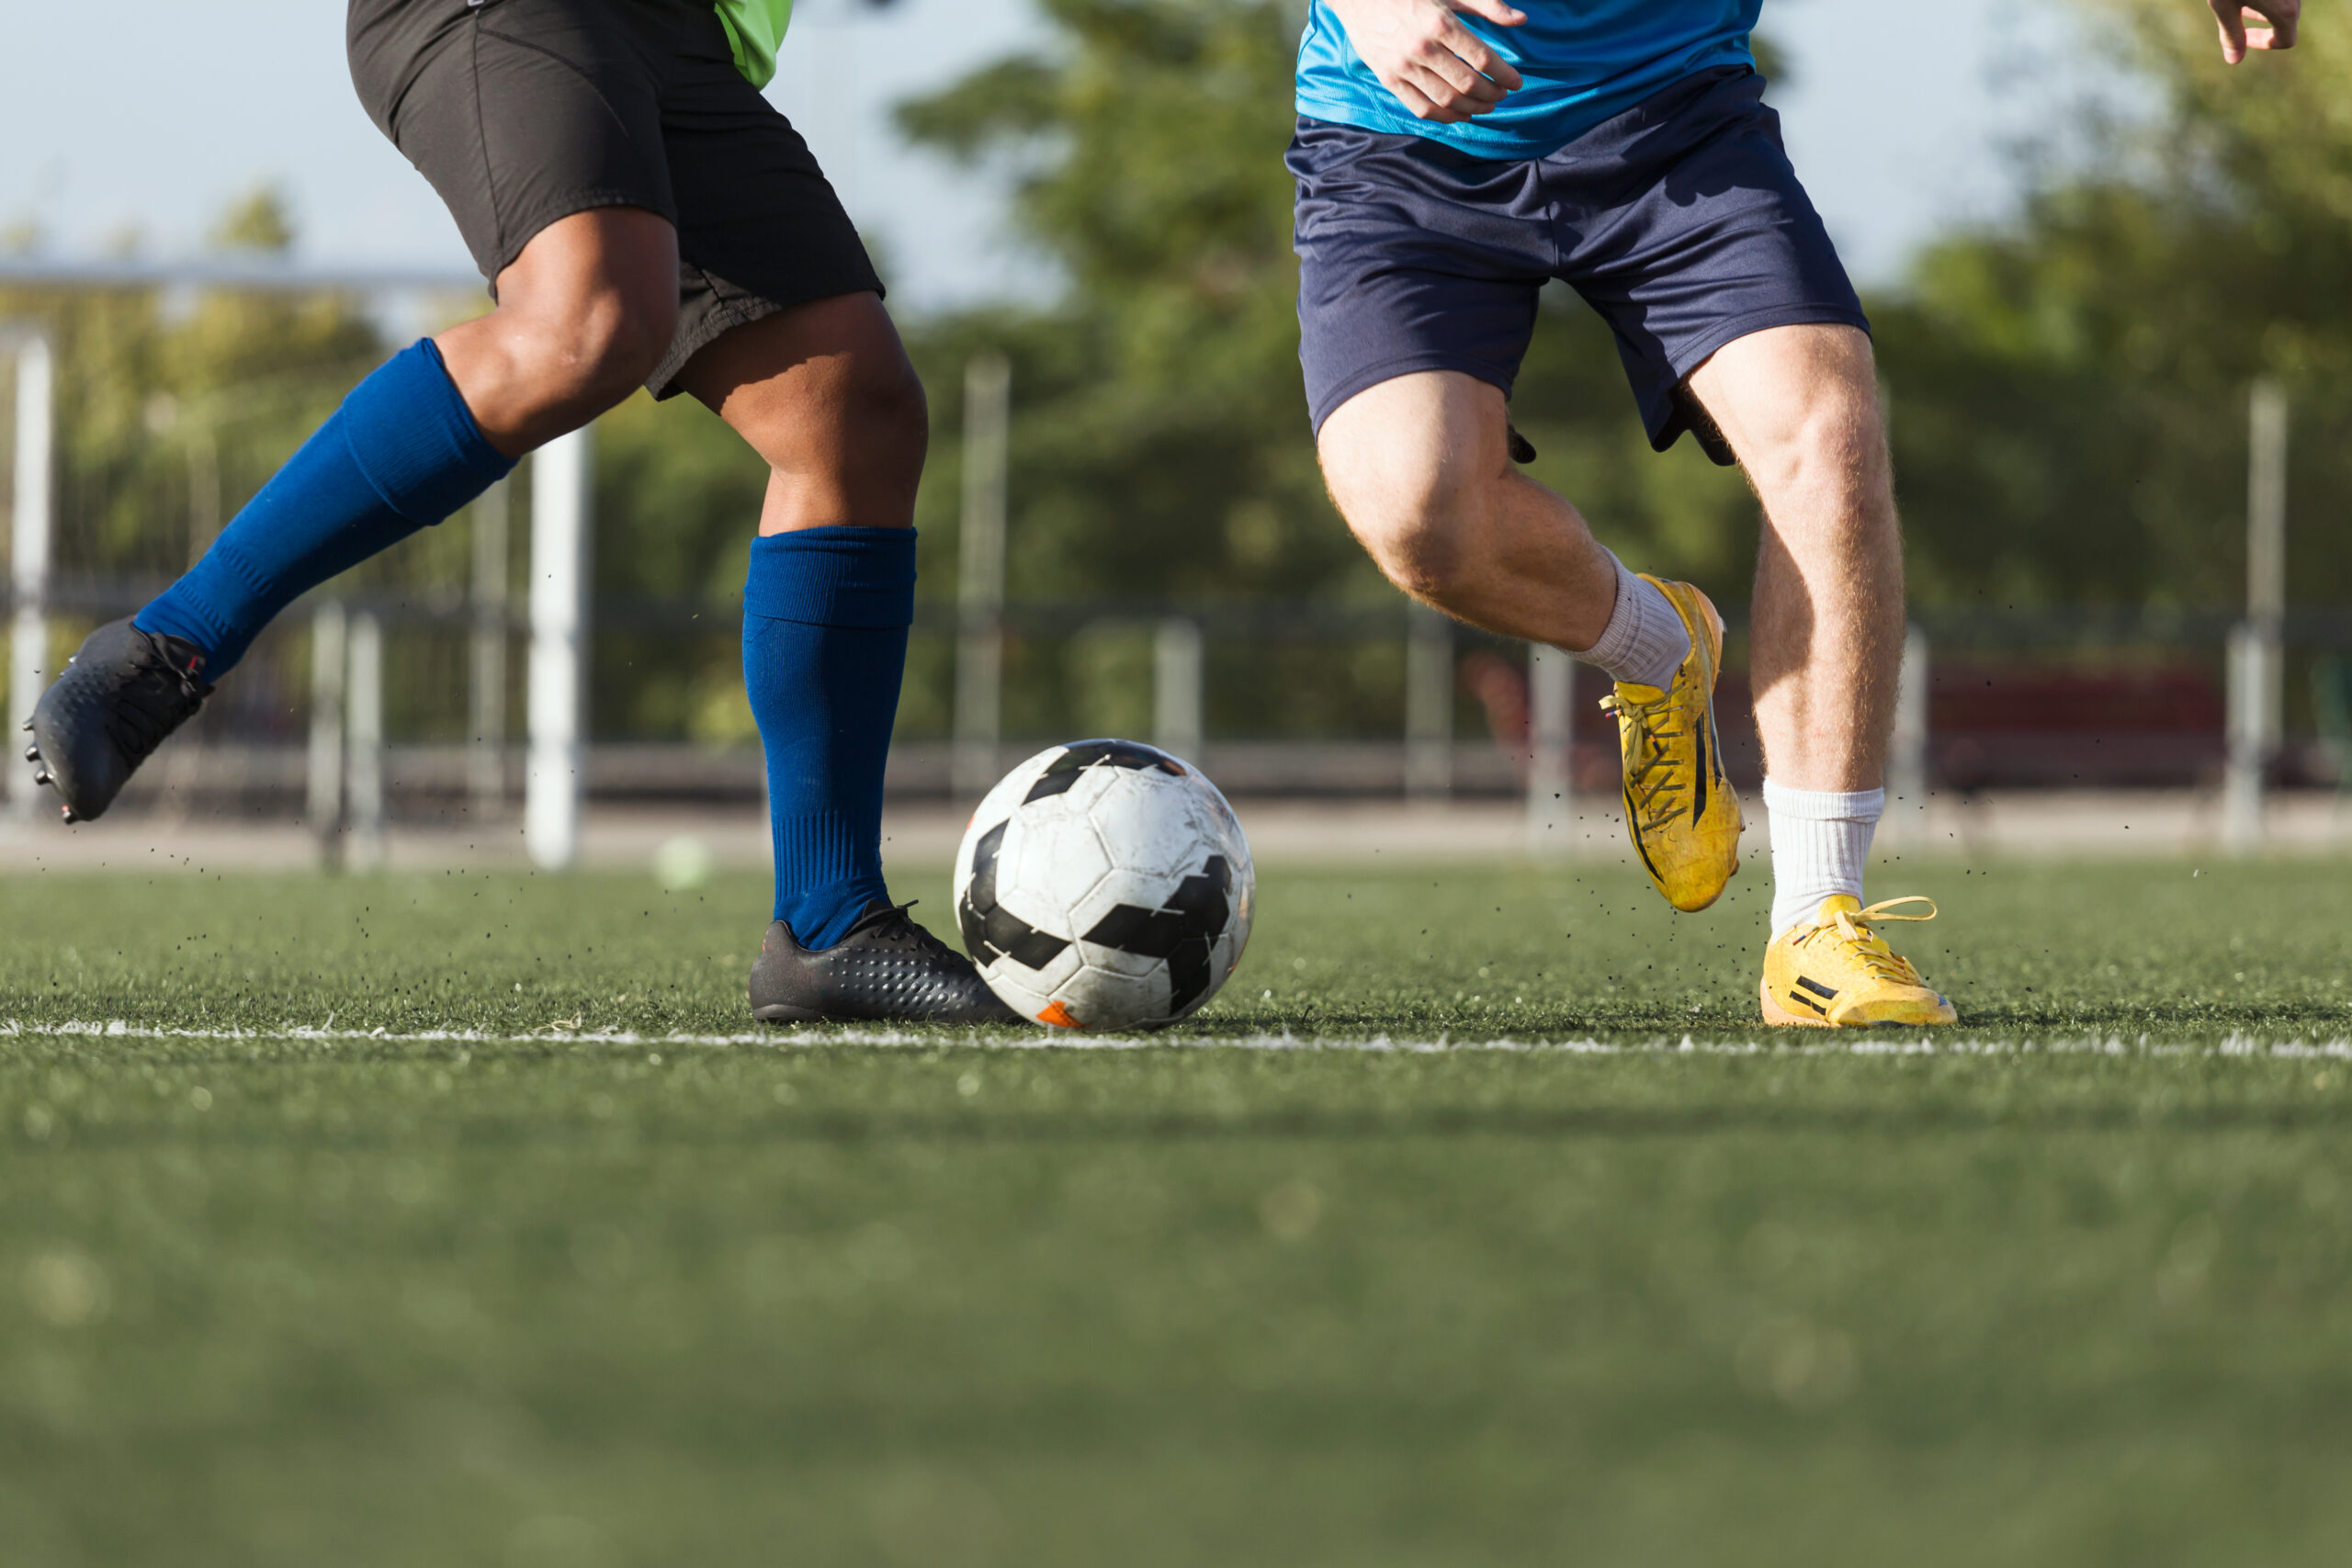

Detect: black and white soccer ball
954,739,1254,1031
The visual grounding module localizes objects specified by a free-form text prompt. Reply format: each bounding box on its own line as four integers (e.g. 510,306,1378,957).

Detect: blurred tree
590,386,773,744
1873,0,2352,609
895,0,1355,608
0,190,483,740
1,189,390,586
210,188,299,254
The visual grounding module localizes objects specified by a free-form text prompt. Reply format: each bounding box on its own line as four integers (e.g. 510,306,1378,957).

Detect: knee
1747,378,1890,513
503,288,678,420
851,354,929,474
1322,447,1490,602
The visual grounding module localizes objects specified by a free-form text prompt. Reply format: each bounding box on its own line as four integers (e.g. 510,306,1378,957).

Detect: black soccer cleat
749,898,1021,1025
24,616,213,824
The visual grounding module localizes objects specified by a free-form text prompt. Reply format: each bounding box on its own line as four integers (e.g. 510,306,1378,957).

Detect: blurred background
0,0,2346,867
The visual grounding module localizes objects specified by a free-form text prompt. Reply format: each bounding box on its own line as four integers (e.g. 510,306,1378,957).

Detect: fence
6,560,2346,850
1,296,2331,863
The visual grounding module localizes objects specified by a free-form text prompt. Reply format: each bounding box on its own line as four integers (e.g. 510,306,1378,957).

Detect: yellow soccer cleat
1760,895,1959,1028
1600,577,1742,912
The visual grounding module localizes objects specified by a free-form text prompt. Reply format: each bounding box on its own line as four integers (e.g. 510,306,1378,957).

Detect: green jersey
714,0,793,88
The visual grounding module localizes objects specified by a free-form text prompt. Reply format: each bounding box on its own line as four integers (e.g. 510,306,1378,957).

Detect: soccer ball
954,739,1255,1030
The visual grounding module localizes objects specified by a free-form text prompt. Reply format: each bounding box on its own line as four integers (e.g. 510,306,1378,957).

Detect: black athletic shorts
1290,67,1867,463
347,0,882,399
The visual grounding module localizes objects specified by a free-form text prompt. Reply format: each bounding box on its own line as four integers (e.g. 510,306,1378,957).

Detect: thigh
1685,322,1886,500
1289,118,1550,436
347,0,677,286
1317,369,1513,524
648,11,884,400
1549,68,1869,466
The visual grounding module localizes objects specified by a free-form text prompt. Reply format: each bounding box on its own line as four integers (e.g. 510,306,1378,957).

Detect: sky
0,0,2099,312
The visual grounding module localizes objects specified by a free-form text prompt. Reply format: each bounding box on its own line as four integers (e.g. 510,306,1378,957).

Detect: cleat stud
22,744,38,761
33,771,51,786
59,807,75,824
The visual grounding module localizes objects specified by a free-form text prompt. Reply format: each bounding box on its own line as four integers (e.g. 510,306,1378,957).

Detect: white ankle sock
1575,553,1690,690
1764,778,1883,937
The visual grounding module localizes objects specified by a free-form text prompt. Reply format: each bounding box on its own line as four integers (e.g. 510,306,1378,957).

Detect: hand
1326,0,1528,124
2208,0,2299,63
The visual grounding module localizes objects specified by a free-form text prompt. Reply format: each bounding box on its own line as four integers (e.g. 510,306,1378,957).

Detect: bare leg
434,207,683,457
1687,324,1904,793
1317,371,1620,649
673,292,928,535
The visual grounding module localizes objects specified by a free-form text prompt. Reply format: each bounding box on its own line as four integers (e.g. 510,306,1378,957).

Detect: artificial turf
2,856,2349,1564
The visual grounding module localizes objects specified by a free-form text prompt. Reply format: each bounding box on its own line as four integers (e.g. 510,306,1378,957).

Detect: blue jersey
1295,1,1760,160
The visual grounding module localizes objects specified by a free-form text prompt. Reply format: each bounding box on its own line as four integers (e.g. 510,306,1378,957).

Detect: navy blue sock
136,339,514,675
744,525,915,951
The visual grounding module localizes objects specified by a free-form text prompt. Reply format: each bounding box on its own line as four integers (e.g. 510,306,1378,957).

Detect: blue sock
745,526,915,951
136,339,514,675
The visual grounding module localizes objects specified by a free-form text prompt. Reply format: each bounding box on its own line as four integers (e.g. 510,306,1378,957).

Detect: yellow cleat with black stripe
1760,895,1959,1028
1600,577,1742,912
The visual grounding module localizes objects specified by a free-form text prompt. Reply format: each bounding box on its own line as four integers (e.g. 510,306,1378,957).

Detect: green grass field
3,855,2350,1565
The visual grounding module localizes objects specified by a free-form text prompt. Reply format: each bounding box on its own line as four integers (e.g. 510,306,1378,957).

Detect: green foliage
0,191,502,614
894,0,2352,623
23,0,2349,753
1875,2,2352,608
588,389,772,743
209,187,298,254
0,282,385,586
897,0,1354,608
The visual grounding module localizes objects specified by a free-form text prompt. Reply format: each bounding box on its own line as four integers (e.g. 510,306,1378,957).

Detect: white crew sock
1574,553,1690,690
1764,778,1883,937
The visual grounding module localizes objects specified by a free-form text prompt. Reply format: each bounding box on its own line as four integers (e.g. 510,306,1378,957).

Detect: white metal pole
2248,379,2288,628
2248,378,2288,751
469,476,511,819
1153,615,1204,763
2225,381,2288,855
1883,623,1930,847
346,609,385,871
1405,603,1453,799
954,354,1010,796
2223,623,2269,854
308,600,347,855
1525,643,1574,857
8,330,54,820
526,424,593,870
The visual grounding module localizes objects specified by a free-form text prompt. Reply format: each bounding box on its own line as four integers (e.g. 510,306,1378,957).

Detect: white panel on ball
953,739,1255,1031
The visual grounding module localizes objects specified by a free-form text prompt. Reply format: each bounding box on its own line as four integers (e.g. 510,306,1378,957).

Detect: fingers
2211,0,2248,62
2213,1,2298,62
1340,0,1521,122
1389,17,1518,120
2248,0,2299,50
1453,0,1530,28
1391,71,1498,121
1408,39,1510,107
1437,17,1524,93
1385,66,1483,123
1380,73,1451,123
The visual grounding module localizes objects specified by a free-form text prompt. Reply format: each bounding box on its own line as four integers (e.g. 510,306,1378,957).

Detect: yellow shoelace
1599,689,1691,833
1795,896,1939,986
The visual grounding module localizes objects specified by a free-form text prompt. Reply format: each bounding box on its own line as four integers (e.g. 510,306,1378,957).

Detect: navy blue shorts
1289,67,1867,464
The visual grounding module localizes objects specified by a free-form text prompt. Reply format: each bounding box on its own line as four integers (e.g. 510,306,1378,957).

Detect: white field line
1,1021,2349,1059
